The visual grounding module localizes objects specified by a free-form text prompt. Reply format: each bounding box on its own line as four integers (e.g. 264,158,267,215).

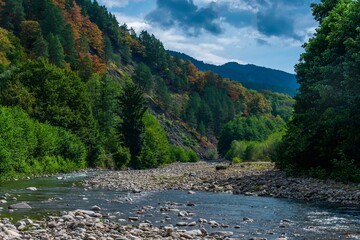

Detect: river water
0,172,359,239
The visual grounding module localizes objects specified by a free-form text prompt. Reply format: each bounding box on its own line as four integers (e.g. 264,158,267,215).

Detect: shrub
205,148,219,160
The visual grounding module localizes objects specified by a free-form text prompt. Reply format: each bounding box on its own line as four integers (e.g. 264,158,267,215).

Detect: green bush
114,145,131,170
232,157,242,164
186,149,199,162
169,145,198,163
226,131,284,162
137,113,171,169
0,106,87,178
205,148,219,160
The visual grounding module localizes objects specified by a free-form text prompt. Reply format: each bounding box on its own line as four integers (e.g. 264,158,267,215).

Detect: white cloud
99,0,146,8
114,14,150,32
100,0,129,8
151,29,246,65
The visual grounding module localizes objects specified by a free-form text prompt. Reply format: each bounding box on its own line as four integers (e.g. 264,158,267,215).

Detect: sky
98,0,320,73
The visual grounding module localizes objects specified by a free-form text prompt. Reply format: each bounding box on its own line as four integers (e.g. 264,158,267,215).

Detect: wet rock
132,188,142,193
210,231,234,237
200,228,208,236
178,211,188,217
128,216,139,221
198,218,207,223
91,205,101,211
209,220,220,228
188,221,197,227
176,221,188,227
8,202,32,209
243,217,254,223
188,190,196,194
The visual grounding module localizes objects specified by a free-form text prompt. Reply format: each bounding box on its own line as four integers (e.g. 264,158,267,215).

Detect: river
0,172,359,239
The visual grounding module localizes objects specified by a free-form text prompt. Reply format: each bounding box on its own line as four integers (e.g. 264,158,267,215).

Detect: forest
0,0,358,182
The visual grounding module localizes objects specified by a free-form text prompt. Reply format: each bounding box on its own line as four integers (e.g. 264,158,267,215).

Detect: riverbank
1,208,247,240
84,161,360,206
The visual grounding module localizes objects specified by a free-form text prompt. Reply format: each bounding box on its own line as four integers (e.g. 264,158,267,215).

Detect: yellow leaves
0,28,14,65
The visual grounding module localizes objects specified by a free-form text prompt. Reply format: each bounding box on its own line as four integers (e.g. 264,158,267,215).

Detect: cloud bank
146,0,317,40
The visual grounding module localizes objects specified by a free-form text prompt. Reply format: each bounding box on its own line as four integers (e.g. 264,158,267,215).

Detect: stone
26,187,38,191
200,228,208,236
179,232,193,239
185,229,202,236
209,220,220,228
188,221,197,227
47,221,57,228
176,222,188,227
91,205,101,211
132,188,142,193
8,202,32,209
128,216,139,221
5,229,21,238
0,200,7,204
243,217,254,223
188,190,196,194
210,231,234,237
198,218,207,223
178,211,188,217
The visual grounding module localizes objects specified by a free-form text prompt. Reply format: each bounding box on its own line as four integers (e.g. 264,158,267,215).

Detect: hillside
0,0,293,176
168,50,298,96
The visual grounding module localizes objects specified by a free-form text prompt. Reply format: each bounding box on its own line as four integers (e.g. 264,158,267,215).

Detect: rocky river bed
84,162,360,206
1,161,360,240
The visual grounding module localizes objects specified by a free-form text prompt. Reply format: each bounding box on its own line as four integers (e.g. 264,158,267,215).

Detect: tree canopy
275,0,360,182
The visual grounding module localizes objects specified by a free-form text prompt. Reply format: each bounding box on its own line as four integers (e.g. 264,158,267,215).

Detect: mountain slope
168,50,298,96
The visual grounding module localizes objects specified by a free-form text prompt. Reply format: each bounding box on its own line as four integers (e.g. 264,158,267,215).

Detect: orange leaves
52,0,105,72
91,54,106,73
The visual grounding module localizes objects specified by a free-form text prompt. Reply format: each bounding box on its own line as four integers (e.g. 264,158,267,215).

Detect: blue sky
99,0,319,73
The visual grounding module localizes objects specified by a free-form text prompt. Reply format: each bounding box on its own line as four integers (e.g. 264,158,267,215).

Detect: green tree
275,0,360,181
47,34,66,68
117,82,147,168
133,63,154,94
0,0,25,35
20,21,48,59
218,115,285,156
155,76,171,109
62,24,79,69
138,113,170,169
0,59,95,144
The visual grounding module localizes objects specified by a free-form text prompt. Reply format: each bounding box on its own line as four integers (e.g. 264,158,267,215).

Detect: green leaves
117,82,147,169
0,106,86,178
276,0,360,181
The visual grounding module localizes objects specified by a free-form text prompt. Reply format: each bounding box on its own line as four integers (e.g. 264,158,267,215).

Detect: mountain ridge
168,50,298,96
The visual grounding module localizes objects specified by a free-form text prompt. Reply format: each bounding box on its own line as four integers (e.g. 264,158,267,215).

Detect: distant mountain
168,50,298,96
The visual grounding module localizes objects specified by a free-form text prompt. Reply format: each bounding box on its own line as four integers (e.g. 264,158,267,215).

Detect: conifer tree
0,0,25,35
117,82,147,169
47,34,66,68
